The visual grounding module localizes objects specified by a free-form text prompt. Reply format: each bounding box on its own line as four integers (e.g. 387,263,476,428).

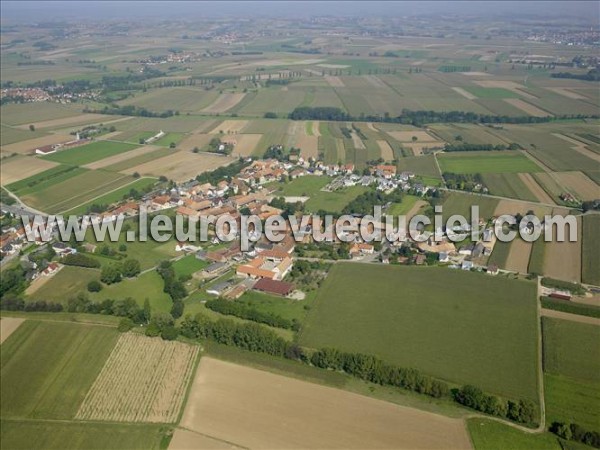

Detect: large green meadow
438,151,541,174
299,263,539,401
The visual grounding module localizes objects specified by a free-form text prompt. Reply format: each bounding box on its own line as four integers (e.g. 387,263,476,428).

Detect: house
458,243,475,256
203,261,227,275
152,195,172,209
487,264,499,275
175,242,201,252
206,281,234,296
439,252,449,262
253,278,294,297
414,254,426,265
461,260,474,270
35,144,58,155
223,284,247,300
349,242,374,257
236,256,293,280
41,262,61,277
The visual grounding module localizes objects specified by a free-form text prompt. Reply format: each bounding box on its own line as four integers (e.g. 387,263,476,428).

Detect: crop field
177,357,472,450
27,266,98,302
20,170,136,213
582,214,600,286
103,147,173,172
122,149,235,181
228,134,263,157
0,420,169,450
305,185,369,213
438,151,541,174
542,317,600,382
553,171,599,201
397,155,441,179
0,133,73,156
503,238,533,274
441,192,499,221
76,333,198,423
82,144,161,169
300,264,539,400
1,320,119,419
42,141,139,166
429,124,508,146
544,374,600,431
481,173,538,202
467,419,562,450
0,155,59,185
237,87,305,116
0,102,84,126
202,93,246,113
517,173,556,204
0,317,25,344
542,216,581,283
6,164,86,196
118,86,219,113
18,113,112,131
1,123,49,146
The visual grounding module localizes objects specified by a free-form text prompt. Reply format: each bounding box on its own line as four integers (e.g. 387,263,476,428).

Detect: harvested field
387,130,437,142
504,239,533,274
366,122,379,132
201,93,246,114
0,133,72,156
554,171,600,201
452,87,477,100
296,134,319,159
552,134,600,163
0,318,25,344
376,140,394,161
324,76,345,87
493,199,552,218
311,121,321,137
208,120,248,135
518,173,556,204
169,429,236,450
582,214,600,286
228,134,263,157
82,145,160,170
176,134,213,152
545,87,586,100
178,357,472,450
362,75,387,88
76,333,198,423
543,216,582,283
350,130,365,150
124,150,235,181
504,99,551,117
15,113,110,130
0,156,59,185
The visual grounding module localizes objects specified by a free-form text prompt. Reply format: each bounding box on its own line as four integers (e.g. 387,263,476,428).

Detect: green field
438,151,541,174
467,419,562,450
277,175,330,197
386,195,421,217
0,420,169,450
545,374,600,430
172,255,208,278
299,264,539,400
396,155,441,178
581,214,600,285
464,87,521,99
481,173,538,202
28,266,99,303
488,240,511,268
441,192,499,220
1,320,118,419
0,102,84,126
305,185,369,213
542,317,600,382
63,177,157,215
6,165,87,197
43,141,139,166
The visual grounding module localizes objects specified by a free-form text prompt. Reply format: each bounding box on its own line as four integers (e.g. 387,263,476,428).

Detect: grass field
43,141,139,166
172,255,208,278
542,317,600,382
581,214,600,286
467,419,562,450
305,185,369,213
464,87,521,98
481,173,538,202
276,175,330,197
299,264,539,400
27,266,99,302
438,151,541,174
0,320,119,419
0,420,170,450
544,373,600,430
441,192,499,221
6,164,86,197
396,155,442,178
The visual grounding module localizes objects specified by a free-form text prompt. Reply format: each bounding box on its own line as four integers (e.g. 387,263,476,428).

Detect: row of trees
443,142,520,152
100,259,141,284
454,385,535,425
62,253,101,268
550,421,600,448
342,189,404,216
156,260,186,319
205,298,297,330
443,172,485,191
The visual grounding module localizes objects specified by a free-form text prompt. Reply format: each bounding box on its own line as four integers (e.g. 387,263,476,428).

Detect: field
553,171,599,201
582,214,600,286
305,185,369,213
438,151,541,174
0,317,24,344
481,173,538,202
175,357,472,449
277,175,330,197
544,374,600,431
300,264,539,400
1,320,119,419
82,144,160,169
396,155,441,179
0,133,73,156
122,149,235,181
0,156,59,185
27,266,98,302
542,317,600,382
43,141,139,166
76,333,199,423
202,93,246,113
172,255,208,278
542,216,582,283
467,419,562,450
441,192,499,221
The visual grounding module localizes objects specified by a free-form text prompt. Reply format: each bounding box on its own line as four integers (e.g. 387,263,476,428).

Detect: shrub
118,318,134,332
87,280,103,292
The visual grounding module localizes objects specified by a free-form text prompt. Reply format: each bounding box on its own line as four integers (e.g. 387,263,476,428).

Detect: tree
118,318,134,332
122,258,141,278
132,171,140,179
100,264,122,284
29,124,35,131
169,142,176,149
87,280,103,292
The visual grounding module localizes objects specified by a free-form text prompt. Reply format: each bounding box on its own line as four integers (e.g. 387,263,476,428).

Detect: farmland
438,151,541,174
300,264,539,400
177,357,472,449
43,141,139,166
582,214,600,286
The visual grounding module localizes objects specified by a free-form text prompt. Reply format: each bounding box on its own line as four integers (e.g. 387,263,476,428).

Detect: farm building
253,278,294,297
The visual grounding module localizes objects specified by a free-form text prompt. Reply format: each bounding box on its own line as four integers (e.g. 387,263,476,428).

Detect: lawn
172,255,208,278
306,185,369,213
42,141,139,166
277,175,330,197
299,264,539,401
0,420,169,450
237,290,312,323
542,317,600,382
544,373,600,430
90,271,173,314
27,266,99,303
438,151,541,174
386,195,421,217
0,320,118,419
467,419,562,450
581,214,600,285
63,177,157,215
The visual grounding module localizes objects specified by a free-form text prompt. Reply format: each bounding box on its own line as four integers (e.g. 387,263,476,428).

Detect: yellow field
202,93,246,113
543,216,582,283
208,120,248,135
0,318,25,344
504,99,551,117
554,171,600,201
76,333,199,423
296,134,319,159
1,156,59,185
0,133,72,156
176,357,471,450
124,150,235,181
518,173,556,204
228,134,263,157
176,134,213,152
376,140,394,161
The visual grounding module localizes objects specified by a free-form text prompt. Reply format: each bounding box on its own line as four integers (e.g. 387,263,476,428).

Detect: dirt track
541,308,600,326
177,357,472,450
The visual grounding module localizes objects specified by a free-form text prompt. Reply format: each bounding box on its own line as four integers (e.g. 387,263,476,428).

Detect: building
236,256,293,280
253,278,294,297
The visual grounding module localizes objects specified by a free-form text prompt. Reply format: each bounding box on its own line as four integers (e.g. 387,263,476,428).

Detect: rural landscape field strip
76,333,199,423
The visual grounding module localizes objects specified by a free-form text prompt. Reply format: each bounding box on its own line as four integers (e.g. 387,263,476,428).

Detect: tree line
443,143,520,152
205,298,298,330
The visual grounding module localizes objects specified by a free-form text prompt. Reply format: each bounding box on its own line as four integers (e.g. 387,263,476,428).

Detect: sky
1,1,598,22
